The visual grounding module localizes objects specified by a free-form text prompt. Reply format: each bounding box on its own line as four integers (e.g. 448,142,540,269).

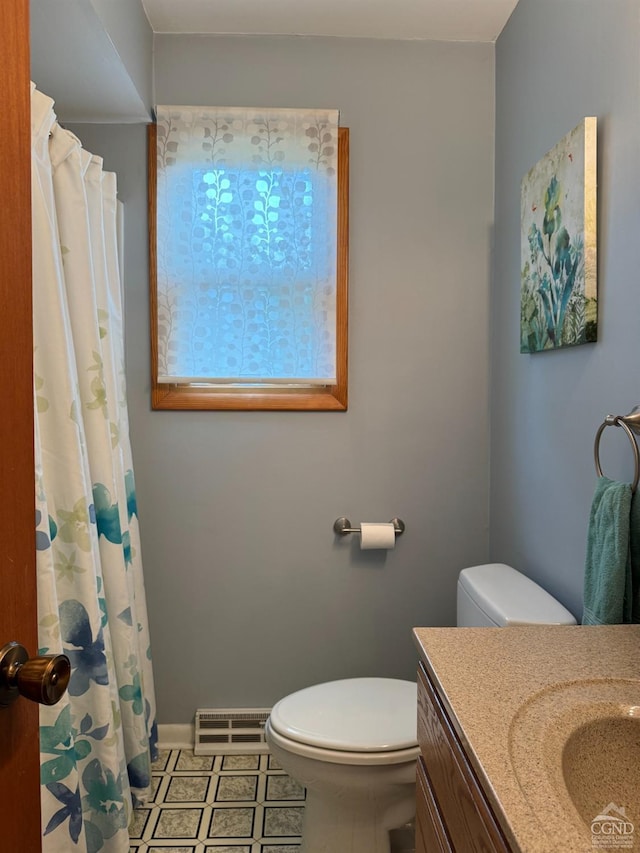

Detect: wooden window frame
148,123,349,411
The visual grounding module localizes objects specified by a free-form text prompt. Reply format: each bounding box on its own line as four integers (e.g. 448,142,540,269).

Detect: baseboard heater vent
195,708,271,754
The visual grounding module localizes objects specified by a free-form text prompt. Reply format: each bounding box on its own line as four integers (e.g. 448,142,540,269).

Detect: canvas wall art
520,118,597,353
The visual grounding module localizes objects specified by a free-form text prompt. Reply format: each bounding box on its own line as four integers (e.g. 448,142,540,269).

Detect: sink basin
508,679,640,850
563,715,640,828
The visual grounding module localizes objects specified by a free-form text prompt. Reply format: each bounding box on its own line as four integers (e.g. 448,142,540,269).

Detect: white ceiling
141,0,520,43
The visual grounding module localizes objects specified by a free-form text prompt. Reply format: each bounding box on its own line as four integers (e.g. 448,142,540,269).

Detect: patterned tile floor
129,749,415,853
129,749,305,852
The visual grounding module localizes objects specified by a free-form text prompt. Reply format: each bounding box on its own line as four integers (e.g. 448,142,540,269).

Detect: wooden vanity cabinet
416,662,513,853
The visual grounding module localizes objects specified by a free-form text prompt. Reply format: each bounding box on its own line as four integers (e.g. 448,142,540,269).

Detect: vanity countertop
413,624,640,853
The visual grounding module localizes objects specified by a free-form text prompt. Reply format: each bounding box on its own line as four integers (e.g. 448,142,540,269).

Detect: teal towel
582,477,632,625
628,489,640,623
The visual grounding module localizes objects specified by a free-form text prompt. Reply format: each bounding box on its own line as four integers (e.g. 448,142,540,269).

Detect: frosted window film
155,106,339,384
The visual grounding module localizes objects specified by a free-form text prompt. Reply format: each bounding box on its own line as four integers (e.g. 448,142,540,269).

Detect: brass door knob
0,641,70,707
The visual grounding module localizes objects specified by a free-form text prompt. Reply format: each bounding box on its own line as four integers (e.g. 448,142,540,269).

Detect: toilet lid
269,678,418,752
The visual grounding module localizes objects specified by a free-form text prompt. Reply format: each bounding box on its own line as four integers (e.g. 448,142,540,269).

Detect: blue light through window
155,107,339,386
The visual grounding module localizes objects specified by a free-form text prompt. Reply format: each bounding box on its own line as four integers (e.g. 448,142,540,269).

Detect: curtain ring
594,418,640,493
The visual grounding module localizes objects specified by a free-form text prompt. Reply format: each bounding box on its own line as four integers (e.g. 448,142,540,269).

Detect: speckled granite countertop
413,625,640,853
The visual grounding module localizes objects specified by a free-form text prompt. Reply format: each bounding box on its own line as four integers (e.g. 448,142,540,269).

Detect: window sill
151,384,347,411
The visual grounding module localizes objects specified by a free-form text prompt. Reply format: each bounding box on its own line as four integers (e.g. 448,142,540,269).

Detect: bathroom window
149,106,349,411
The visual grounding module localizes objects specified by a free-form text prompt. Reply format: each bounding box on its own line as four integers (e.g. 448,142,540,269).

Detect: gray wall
90,0,154,114
76,35,494,723
31,0,152,121
491,0,640,618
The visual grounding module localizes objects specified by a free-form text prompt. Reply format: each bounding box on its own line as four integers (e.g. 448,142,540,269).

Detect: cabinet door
416,757,453,853
417,664,511,853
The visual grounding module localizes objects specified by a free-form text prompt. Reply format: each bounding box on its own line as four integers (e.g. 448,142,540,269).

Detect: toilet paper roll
359,522,396,550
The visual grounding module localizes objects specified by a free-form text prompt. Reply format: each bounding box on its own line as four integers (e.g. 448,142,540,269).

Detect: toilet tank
457,563,577,627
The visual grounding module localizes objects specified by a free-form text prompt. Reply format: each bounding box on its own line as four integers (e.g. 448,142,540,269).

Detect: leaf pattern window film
156,106,339,384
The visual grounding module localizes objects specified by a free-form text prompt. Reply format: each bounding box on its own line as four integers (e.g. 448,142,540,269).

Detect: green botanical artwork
520,118,597,353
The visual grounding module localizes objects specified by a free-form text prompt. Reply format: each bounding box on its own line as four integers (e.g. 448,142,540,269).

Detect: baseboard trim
157,723,195,750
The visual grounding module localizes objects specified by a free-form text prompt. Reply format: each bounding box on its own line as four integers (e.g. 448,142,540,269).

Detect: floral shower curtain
31,84,157,852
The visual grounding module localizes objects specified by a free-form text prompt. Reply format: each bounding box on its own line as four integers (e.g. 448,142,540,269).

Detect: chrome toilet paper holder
333,517,406,536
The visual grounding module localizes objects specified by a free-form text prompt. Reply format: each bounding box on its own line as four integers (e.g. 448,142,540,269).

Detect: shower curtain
31,84,157,852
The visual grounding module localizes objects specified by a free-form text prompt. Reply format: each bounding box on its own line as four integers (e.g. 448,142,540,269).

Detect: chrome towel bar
594,405,640,493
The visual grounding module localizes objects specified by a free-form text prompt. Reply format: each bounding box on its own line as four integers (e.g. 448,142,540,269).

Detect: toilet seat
266,719,420,766
268,677,418,756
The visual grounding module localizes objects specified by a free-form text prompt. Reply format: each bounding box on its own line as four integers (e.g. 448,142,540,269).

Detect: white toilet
457,563,577,627
265,563,576,853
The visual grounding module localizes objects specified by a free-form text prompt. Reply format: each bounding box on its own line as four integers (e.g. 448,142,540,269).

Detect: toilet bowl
265,677,419,853
266,563,576,853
